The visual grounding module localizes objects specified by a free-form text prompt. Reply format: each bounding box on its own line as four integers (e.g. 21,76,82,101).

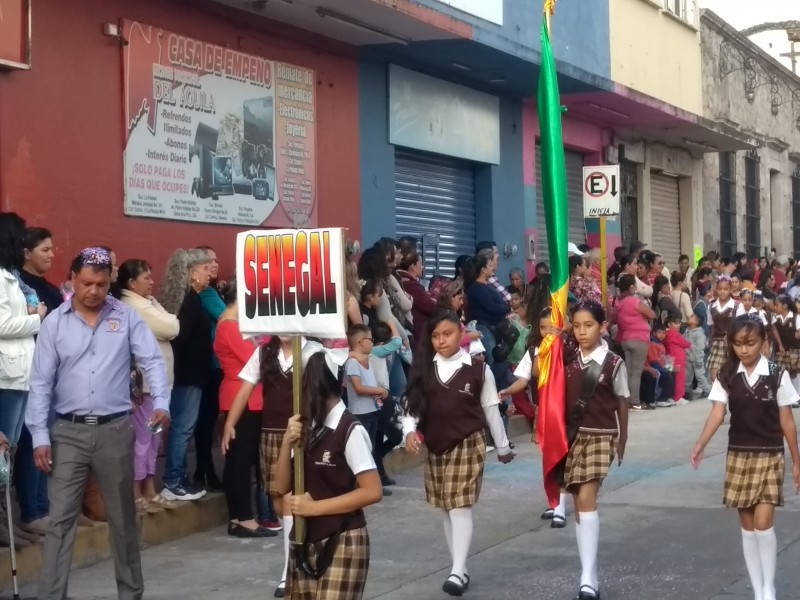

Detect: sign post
236,227,347,548
583,165,621,308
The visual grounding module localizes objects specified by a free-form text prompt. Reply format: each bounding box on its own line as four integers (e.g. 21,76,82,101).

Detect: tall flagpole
537,0,571,509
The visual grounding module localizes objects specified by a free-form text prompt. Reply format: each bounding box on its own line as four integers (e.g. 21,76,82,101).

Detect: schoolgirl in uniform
707,276,739,382
691,315,800,600
402,310,515,597
770,296,800,393
222,336,326,598
499,307,569,529
560,301,629,600
275,351,382,600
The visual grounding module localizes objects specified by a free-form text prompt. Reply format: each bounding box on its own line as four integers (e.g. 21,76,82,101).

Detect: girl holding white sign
275,351,383,600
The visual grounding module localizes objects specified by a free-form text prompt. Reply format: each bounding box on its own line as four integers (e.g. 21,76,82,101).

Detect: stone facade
701,10,800,258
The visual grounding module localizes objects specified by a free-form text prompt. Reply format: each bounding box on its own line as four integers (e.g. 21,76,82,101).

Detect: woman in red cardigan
398,250,437,346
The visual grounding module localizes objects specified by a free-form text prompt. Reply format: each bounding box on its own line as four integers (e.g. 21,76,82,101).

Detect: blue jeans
388,354,407,399
475,324,497,366
14,424,48,522
163,385,202,488
0,389,27,445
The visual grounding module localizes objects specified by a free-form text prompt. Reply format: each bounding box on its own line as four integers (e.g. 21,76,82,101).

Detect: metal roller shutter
535,146,587,264
650,172,681,270
395,149,476,278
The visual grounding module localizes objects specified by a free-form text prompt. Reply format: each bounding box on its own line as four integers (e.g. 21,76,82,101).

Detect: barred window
719,152,737,260
744,150,760,260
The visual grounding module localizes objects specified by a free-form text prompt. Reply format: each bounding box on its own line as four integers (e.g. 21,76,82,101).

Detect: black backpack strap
565,354,611,444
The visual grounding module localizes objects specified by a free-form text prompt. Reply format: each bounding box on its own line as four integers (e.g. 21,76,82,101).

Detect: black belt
56,411,130,425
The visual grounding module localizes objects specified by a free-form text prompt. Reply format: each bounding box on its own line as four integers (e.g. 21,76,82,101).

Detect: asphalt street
14,400,800,600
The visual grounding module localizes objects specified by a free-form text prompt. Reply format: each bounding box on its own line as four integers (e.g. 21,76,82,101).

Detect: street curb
0,416,532,590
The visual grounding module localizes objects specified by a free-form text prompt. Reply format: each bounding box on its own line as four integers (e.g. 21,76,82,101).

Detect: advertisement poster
236,228,346,338
0,0,31,69
122,20,317,227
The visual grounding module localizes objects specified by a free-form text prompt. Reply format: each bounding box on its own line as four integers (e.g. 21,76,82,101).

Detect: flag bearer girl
275,351,382,600
221,336,332,598
559,301,629,600
691,315,800,600
499,307,569,529
402,310,515,597
707,276,739,382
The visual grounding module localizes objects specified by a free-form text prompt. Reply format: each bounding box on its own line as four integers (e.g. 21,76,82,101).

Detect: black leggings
223,410,261,522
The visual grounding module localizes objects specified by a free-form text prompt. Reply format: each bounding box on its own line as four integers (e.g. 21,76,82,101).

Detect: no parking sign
583,166,621,218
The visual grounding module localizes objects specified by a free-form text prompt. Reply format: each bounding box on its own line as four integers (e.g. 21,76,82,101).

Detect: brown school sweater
420,357,486,455
301,410,368,543
728,366,784,453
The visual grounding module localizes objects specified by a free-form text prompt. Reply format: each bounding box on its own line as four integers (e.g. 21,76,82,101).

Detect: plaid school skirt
724,451,784,508
260,431,284,497
424,429,487,511
562,432,617,494
776,349,800,377
707,339,728,373
287,526,370,600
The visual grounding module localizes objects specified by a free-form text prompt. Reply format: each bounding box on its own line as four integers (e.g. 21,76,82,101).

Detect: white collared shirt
736,305,769,325
707,298,737,326
433,349,501,409
513,347,537,380
239,338,323,384
577,340,630,398
320,400,376,476
772,312,800,330
708,355,798,407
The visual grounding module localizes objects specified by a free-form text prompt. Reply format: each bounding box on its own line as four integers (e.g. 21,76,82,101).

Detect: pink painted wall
521,101,617,279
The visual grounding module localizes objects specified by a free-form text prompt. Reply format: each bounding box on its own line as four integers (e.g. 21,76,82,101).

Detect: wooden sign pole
291,335,305,545
600,216,608,310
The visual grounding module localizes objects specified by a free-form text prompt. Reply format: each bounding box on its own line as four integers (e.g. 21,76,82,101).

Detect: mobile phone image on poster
122,20,317,227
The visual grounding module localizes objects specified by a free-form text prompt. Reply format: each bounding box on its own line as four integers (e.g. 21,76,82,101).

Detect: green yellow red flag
536,2,570,509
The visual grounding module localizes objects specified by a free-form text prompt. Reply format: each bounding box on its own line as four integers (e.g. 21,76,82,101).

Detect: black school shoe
575,585,601,600
443,574,466,596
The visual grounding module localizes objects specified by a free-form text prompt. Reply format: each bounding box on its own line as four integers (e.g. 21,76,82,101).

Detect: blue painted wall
475,98,526,277
358,59,397,244
359,58,526,277
411,0,612,81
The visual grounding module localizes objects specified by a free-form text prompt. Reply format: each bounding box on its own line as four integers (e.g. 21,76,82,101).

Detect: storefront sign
0,0,32,70
236,228,346,337
434,0,503,25
122,20,317,227
583,165,621,218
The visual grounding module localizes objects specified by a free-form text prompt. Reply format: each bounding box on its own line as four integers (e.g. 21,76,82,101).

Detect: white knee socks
741,529,763,600
279,516,293,586
576,511,599,594
448,507,473,579
554,493,567,520
442,511,453,560
755,528,777,600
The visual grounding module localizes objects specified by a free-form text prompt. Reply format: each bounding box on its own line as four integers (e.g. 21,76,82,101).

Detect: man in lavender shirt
25,247,170,600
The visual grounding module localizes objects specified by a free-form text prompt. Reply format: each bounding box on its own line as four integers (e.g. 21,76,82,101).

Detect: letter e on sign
582,165,620,219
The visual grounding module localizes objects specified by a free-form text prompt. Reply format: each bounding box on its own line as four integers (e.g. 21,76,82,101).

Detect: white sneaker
675,398,690,405
486,445,495,453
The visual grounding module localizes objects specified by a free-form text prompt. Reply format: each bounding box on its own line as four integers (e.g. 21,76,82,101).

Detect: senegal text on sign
582,165,620,219
236,228,346,338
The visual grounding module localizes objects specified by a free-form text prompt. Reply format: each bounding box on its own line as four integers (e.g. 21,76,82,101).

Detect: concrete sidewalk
10,400,800,599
